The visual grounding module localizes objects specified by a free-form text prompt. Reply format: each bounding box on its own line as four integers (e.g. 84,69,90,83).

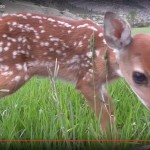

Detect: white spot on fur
73,41,77,46
77,24,89,28
100,84,107,102
0,42,3,46
41,30,45,33
83,35,87,39
68,30,72,34
98,33,103,37
103,39,106,44
36,35,40,39
23,63,28,72
39,26,43,29
88,69,93,73
45,42,49,46
0,58,4,62
22,16,28,19
40,42,49,47
12,22,17,26
48,18,55,22
2,34,7,38
43,52,48,55
24,75,29,81
12,76,21,82
56,50,61,54
13,51,18,55
1,71,13,76
66,55,80,64
8,37,17,42
49,48,54,52
27,45,31,50
4,47,9,51
116,69,123,77
87,26,97,31
9,27,13,31
57,21,72,28
26,13,32,16
54,42,58,46
32,16,42,19
50,37,60,42
7,42,11,47
39,20,42,24
95,50,100,57
16,64,23,70
86,52,92,58
0,65,9,71
78,41,83,47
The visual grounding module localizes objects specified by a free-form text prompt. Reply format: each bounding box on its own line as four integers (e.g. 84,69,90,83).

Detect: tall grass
0,27,150,149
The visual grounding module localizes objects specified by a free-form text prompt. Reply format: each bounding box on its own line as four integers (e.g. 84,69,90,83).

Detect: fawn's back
0,13,117,97
0,12,120,131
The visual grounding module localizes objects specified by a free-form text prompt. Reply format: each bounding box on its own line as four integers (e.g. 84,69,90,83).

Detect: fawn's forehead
132,34,150,51
127,34,150,57
128,34,150,73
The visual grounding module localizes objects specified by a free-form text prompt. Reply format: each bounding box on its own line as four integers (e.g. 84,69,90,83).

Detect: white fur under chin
116,69,123,77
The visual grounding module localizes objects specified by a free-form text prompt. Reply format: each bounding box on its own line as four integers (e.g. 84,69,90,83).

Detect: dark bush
23,0,68,5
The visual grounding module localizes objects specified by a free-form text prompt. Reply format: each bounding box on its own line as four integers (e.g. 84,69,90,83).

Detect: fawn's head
104,12,150,109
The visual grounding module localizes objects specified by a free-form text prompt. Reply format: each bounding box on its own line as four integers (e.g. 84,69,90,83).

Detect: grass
0,27,150,150
132,27,150,35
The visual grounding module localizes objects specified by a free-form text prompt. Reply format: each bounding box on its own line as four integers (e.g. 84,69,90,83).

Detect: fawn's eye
132,71,148,84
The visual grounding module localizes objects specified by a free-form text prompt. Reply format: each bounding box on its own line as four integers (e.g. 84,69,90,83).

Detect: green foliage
127,10,137,27
132,27,150,35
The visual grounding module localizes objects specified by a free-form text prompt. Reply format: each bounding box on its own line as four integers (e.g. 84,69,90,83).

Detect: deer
0,11,149,132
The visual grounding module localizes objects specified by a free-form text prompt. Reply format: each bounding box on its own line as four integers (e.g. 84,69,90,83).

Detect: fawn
0,12,149,131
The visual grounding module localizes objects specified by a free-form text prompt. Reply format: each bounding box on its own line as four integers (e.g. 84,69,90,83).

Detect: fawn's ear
104,12,132,51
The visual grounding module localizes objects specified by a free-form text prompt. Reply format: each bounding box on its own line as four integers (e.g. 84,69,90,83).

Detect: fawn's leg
76,79,115,131
0,63,31,98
